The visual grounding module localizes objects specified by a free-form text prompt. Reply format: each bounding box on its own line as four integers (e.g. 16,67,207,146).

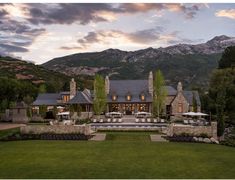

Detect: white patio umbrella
194,112,208,116
182,112,197,116
183,112,208,116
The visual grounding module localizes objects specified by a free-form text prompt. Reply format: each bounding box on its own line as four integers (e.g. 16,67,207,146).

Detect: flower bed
0,133,94,141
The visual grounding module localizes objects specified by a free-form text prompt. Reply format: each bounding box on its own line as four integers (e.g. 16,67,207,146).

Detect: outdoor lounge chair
49,121,54,125
147,118,151,123
113,119,117,123
189,120,194,124
160,119,165,123
183,120,188,124
107,118,111,123
153,119,157,123
92,119,97,123
99,119,103,123
118,119,122,123
135,119,139,123
141,119,145,123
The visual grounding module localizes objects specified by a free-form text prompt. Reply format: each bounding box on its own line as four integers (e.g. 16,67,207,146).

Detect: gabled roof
68,90,92,104
165,86,177,96
108,80,152,103
33,93,60,106
109,80,149,95
183,91,201,106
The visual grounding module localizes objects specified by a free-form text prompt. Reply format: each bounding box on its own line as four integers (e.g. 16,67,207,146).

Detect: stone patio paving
89,133,106,141
0,123,26,130
150,134,168,142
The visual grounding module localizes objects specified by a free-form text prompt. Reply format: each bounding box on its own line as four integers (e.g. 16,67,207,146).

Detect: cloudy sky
0,3,235,64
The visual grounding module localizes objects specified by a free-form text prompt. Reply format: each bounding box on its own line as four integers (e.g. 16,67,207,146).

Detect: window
140,94,145,101
63,95,70,102
178,103,183,113
126,95,131,101
112,95,117,101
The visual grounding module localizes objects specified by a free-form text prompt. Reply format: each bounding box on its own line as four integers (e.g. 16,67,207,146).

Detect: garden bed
0,133,94,141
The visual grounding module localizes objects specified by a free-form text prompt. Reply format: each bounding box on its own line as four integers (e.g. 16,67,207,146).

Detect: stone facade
12,102,29,123
20,124,91,135
171,91,189,115
167,121,217,139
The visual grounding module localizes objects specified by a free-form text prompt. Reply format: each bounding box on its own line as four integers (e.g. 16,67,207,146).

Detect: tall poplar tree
93,75,106,119
153,70,167,119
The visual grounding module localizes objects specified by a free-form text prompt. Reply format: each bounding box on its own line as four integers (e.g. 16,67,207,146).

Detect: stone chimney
105,75,110,95
148,71,153,96
177,81,183,92
70,78,76,99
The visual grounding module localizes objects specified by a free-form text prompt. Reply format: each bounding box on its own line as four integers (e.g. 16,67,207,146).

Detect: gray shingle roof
183,91,201,106
108,80,152,103
33,93,60,106
165,86,177,96
68,91,92,104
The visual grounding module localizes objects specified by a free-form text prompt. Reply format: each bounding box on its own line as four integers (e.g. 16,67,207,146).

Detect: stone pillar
211,121,217,139
84,124,91,135
105,75,110,95
70,78,76,100
148,71,153,97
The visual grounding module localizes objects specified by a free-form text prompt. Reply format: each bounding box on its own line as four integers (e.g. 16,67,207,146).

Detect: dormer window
112,94,117,101
126,92,131,101
140,94,145,101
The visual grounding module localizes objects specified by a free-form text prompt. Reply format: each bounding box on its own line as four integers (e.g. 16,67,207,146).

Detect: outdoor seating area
181,111,209,126
135,118,166,123
183,119,209,126
92,118,123,123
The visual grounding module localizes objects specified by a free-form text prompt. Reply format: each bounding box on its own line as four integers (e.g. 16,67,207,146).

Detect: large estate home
33,72,201,118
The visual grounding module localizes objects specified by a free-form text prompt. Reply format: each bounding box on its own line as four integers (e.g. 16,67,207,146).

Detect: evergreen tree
93,75,106,119
219,46,235,69
153,70,167,118
216,88,226,137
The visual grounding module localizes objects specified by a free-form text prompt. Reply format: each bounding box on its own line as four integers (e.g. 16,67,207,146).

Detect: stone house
32,72,201,118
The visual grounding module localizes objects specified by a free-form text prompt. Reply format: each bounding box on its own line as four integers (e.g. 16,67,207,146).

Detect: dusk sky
0,3,235,64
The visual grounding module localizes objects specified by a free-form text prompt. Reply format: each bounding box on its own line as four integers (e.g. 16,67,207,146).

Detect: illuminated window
112,95,117,101
178,103,183,113
63,95,70,102
140,94,145,101
126,95,131,101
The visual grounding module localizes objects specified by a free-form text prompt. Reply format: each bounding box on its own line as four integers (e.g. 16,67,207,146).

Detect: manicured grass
0,131,235,178
0,127,20,138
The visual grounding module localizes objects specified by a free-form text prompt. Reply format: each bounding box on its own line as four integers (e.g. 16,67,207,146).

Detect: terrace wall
167,122,217,139
20,124,91,135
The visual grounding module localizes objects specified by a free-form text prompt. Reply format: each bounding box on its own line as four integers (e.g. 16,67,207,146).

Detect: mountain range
42,35,235,89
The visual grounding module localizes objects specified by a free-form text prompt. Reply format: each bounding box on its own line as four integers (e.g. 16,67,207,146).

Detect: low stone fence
167,122,217,139
20,124,91,135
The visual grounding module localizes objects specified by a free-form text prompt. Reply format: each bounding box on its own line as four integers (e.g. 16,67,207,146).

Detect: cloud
215,9,235,20
21,3,205,26
0,17,46,56
61,27,196,50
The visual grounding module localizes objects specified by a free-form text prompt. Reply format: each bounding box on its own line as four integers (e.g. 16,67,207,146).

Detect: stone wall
171,92,189,115
20,124,91,135
167,122,217,139
80,112,93,119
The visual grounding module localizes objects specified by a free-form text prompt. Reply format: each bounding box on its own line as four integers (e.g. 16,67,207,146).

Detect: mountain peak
206,35,231,43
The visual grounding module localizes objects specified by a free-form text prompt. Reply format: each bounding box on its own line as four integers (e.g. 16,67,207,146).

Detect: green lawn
0,131,235,179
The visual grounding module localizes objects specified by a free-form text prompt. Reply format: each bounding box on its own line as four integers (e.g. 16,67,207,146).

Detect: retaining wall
167,122,217,139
